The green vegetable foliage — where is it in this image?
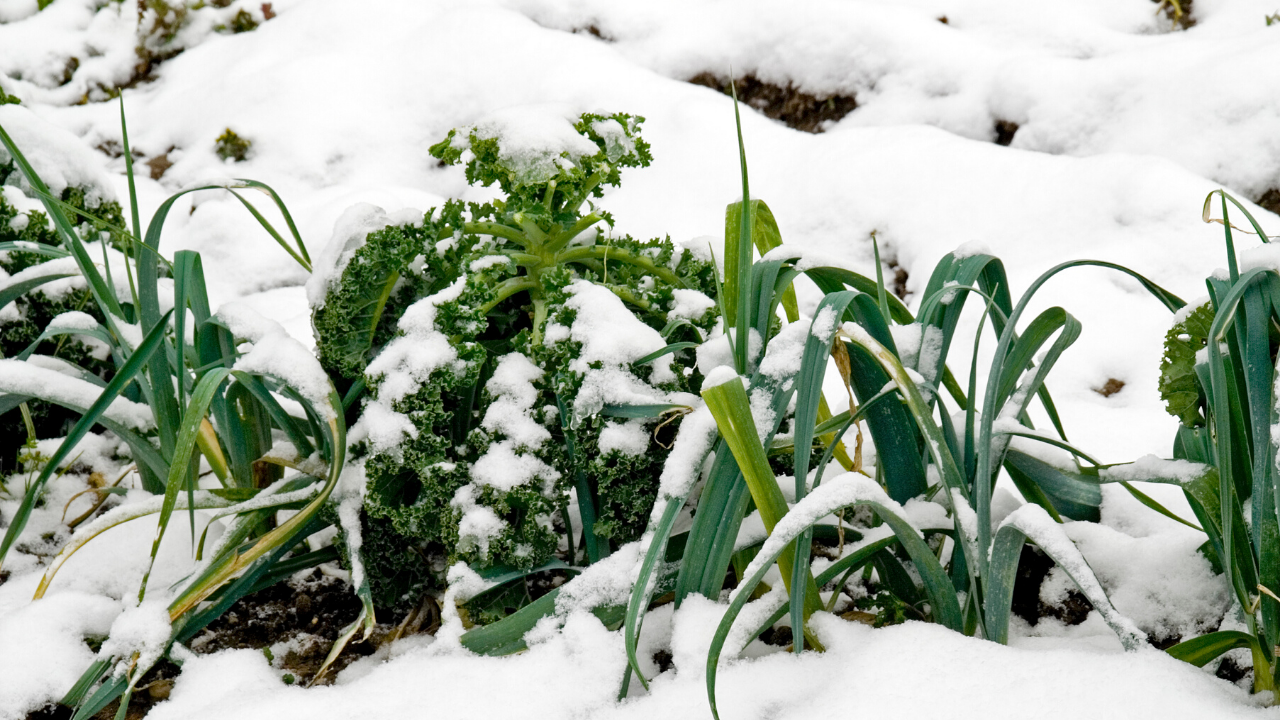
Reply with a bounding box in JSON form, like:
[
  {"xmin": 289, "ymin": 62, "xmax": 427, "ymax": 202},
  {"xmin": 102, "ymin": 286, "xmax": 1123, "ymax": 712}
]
[{"xmin": 314, "ymin": 112, "xmax": 719, "ymax": 609}]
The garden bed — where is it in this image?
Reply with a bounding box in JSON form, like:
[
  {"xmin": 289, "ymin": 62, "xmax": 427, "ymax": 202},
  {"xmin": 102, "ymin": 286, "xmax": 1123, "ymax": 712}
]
[{"xmin": 3, "ymin": 1, "xmax": 1280, "ymax": 719}]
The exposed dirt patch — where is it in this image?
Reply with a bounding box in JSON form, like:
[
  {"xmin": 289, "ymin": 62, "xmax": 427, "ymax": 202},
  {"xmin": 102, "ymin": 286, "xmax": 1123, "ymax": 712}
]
[
  {"xmin": 26, "ymin": 570, "xmax": 428, "ymax": 720},
  {"xmin": 1216, "ymin": 654, "xmax": 1250, "ymax": 684},
  {"xmin": 1011, "ymin": 545, "xmax": 1093, "ymax": 627},
  {"xmin": 573, "ymin": 25, "xmax": 612, "ymax": 42},
  {"xmin": 1256, "ymin": 188, "xmax": 1280, "ymax": 217},
  {"xmin": 994, "ymin": 120, "xmax": 1019, "ymax": 146},
  {"xmin": 651, "ymin": 649, "xmax": 674, "ymax": 674},
  {"xmin": 759, "ymin": 624, "xmax": 793, "ymax": 648},
  {"xmin": 187, "ymin": 569, "xmax": 399, "ymax": 684},
  {"xmin": 687, "ymin": 73, "xmax": 856, "ymax": 134},
  {"xmin": 145, "ymin": 150, "xmax": 174, "ymax": 180},
  {"xmin": 1095, "ymin": 378, "xmax": 1125, "ymax": 397},
  {"xmin": 882, "ymin": 252, "xmax": 909, "ymax": 300},
  {"xmin": 25, "ymin": 658, "xmax": 182, "ymax": 720}
]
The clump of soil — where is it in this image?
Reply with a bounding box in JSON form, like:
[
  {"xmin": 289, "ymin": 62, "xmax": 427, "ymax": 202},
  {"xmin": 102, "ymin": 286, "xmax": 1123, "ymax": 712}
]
[
  {"xmin": 26, "ymin": 571, "xmax": 416, "ymax": 720},
  {"xmin": 1256, "ymin": 188, "xmax": 1280, "ymax": 217},
  {"xmin": 187, "ymin": 569, "xmax": 399, "ymax": 684},
  {"xmin": 573, "ymin": 25, "xmax": 611, "ymax": 41},
  {"xmin": 994, "ymin": 120, "xmax": 1019, "ymax": 146},
  {"xmin": 1216, "ymin": 655, "xmax": 1250, "ymax": 685},
  {"xmin": 759, "ymin": 624, "xmax": 793, "ymax": 648},
  {"xmin": 1011, "ymin": 545, "xmax": 1093, "ymax": 627},
  {"xmin": 1095, "ymin": 378, "xmax": 1125, "ymax": 397},
  {"xmin": 145, "ymin": 150, "xmax": 174, "ymax": 180},
  {"xmin": 687, "ymin": 73, "xmax": 856, "ymax": 134}
]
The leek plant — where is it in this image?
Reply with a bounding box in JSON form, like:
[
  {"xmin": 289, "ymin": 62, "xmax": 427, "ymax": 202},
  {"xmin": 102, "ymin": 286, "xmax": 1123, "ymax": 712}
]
[
  {"xmin": 0, "ymin": 101, "xmax": 363, "ymax": 719},
  {"xmin": 1160, "ymin": 191, "xmax": 1280, "ymax": 697},
  {"xmin": 429, "ymin": 92, "xmax": 1208, "ymax": 719},
  {"xmin": 628, "ymin": 95, "xmax": 1205, "ymax": 718}
]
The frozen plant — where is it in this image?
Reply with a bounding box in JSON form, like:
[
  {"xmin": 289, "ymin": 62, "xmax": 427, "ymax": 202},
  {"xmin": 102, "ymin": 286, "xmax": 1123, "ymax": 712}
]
[
  {"xmin": 0, "ymin": 111, "xmax": 126, "ymax": 476},
  {"xmin": 310, "ymin": 109, "xmax": 719, "ymax": 610},
  {"xmin": 1153, "ymin": 191, "xmax": 1280, "ymax": 699}
]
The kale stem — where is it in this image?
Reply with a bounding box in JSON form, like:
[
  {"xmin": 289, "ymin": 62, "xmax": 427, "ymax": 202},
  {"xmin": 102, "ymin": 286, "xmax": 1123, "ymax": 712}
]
[
  {"xmin": 479, "ymin": 278, "xmax": 539, "ymax": 315},
  {"xmin": 556, "ymin": 246, "xmax": 687, "ymax": 288},
  {"xmin": 542, "ymin": 180, "xmax": 557, "ymax": 211},
  {"xmin": 603, "ymin": 284, "xmax": 654, "ymax": 312},
  {"xmin": 515, "ymin": 214, "xmax": 550, "ymax": 246},
  {"xmin": 463, "ymin": 222, "xmax": 530, "ymax": 248},
  {"xmin": 531, "ymin": 294, "xmax": 549, "ymax": 346},
  {"xmin": 502, "ymin": 251, "xmax": 541, "ymax": 266},
  {"xmin": 543, "ymin": 212, "xmax": 603, "ymax": 255},
  {"xmin": 567, "ymin": 169, "xmax": 605, "ymax": 213}
]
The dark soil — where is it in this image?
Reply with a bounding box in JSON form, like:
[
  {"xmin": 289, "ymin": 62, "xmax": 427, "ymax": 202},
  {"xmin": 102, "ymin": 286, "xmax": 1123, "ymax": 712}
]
[
  {"xmin": 573, "ymin": 25, "xmax": 612, "ymax": 42},
  {"xmin": 145, "ymin": 150, "xmax": 174, "ymax": 181},
  {"xmin": 651, "ymin": 649, "xmax": 674, "ymax": 674},
  {"xmin": 25, "ymin": 659, "xmax": 182, "ymax": 720},
  {"xmin": 759, "ymin": 624, "xmax": 793, "ymax": 648},
  {"xmin": 1094, "ymin": 378, "xmax": 1126, "ymax": 397},
  {"xmin": 186, "ymin": 569, "xmax": 399, "ymax": 684},
  {"xmin": 687, "ymin": 73, "xmax": 856, "ymax": 134},
  {"xmin": 1216, "ymin": 655, "xmax": 1250, "ymax": 684},
  {"xmin": 27, "ymin": 570, "xmax": 415, "ymax": 720},
  {"xmin": 994, "ymin": 120, "xmax": 1019, "ymax": 146},
  {"xmin": 1256, "ymin": 188, "xmax": 1280, "ymax": 217},
  {"xmin": 1010, "ymin": 545, "xmax": 1093, "ymax": 627}
]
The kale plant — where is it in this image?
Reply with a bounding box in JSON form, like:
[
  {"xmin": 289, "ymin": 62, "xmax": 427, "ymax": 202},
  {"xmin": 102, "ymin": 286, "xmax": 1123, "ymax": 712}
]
[
  {"xmin": 1158, "ymin": 301, "xmax": 1213, "ymax": 428},
  {"xmin": 0, "ymin": 162, "xmax": 124, "ymax": 473},
  {"xmin": 310, "ymin": 110, "xmax": 718, "ymax": 609}
]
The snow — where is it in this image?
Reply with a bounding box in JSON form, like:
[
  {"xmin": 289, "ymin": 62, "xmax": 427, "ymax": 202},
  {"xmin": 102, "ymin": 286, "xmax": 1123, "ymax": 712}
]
[
  {"xmin": 2, "ymin": 0, "xmax": 1279, "ymax": 716},
  {"xmin": 546, "ymin": 279, "xmax": 677, "ymax": 420},
  {"xmin": 734, "ymin": 473, "xmax": 898, "ymax": 600},
  {"xmin": 470, "ymin": 105, "xmax": 602, "ymax": 186},
  {"xmin": 597, "ymin": 418, "xmax": 649, "ymax": 457},
  {"xmin": 756, "ymin": 320, "xmax": 810, "ymax": 383},
  {"xmin": 0, "ymin": 103, "xmax": 115, "ymax": 202},
  {"xmin": 305, "ymin": 203, "xmax": 422, "ymax": 309},
  {"xmin": 890, "ymin": 322, "xmax": 922, "ymax": 369},
  {"xmin": 46, "ymin": 310, "xmax": 99, "ymax": 331},
  {"xmin": 1100, "ymin": 454, "xmax": 1210, "ymax": 485},
  {"xmin": 0, "ymin": 357, "xmax": 154, "ymax": 430},
  {"xmin": 653, "ymin": 404, "xmax": 717, "ymax": 502},
  {"xmin": 701, "ymin": 365, "xmax": 739, "ymax": 391},
  {"xmin": 0, "ymin": 592, "xmax": 119, "ymax": 720},
  {"xmin": 365, "ymin": 276, "xmax": 468, "ymax": 405},
  {"xmin": 218, "ymin": 301, "xmax": 337, "ymax": 421},
  {"xmin": 998, "ymin": 503, "xmax": 1146, "ymax": 651},
  {"xmin": 667, "ymin": 288, "xmax": 716, "ymax": 324},
  {"xmin": 98, "ymin": 600, "xmax": 172, "ymax": 680},
  {"xmin": 480, "ymin": 352, "xmax": 551, "ymax": 451}
]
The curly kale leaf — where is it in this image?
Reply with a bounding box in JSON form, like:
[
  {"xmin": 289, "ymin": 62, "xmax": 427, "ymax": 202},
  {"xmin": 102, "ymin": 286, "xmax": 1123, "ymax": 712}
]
[
  {"xmin": 313, "ymin": 202, "xmax": 471, "ymax": 382},
  {"xmin": 1, "ymin": 180, "xmax": 125, "ymax": 472},
  {"xmin": 429, "ymin": 112, "xmax": 651, "ymax": 233},
  {"xmin": 321, "ymin": 111, "xmax": 717, "ymax": 604},
  {"xmin": 1159, "ymin": 302, "xmax": 1212, "ymax": 428}
]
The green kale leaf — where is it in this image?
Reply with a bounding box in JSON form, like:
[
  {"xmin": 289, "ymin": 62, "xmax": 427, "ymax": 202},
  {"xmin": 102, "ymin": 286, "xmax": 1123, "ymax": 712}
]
[{"xmin": 1159, "ymin": 302, "xmax": 1212, "ymax": 428}]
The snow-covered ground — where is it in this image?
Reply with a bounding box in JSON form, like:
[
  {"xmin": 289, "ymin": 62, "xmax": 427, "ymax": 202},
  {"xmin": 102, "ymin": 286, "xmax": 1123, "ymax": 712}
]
[{"xmin": 2, "ymin": 0, "xmax": 1280, "ymax": 717}]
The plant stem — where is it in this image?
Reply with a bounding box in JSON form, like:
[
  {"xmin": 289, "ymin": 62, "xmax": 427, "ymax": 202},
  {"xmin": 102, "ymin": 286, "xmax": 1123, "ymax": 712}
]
[
  {"xmin": 556, "ymin": 246, "xmax": 687, "ymax": 288},
  {"xmin": 463, "ymin": 222, "xmax": 530, "ymax": 248},
  {"xmin": 543, "ymin": 212, "xmax": 603, "ymax": 255}
]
